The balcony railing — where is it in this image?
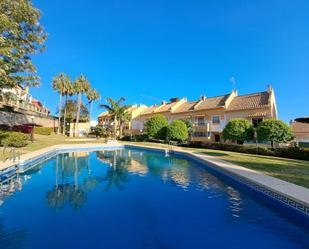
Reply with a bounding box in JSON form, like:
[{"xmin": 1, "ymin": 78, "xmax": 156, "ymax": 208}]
[
  {"xmin": 0, "ymin": 99, "xmax": 49, "ymax": 116},
  {"xmin": 193, "ymin": 122, "xmax": 211, "ymax": 131}
]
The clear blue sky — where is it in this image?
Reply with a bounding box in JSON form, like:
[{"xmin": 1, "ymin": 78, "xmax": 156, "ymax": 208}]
[{"xmin": 31, "ymin": 0, "xmax": 309, "ymax": 122}]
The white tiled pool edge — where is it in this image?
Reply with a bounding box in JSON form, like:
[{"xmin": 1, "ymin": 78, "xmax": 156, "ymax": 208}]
[
  {"xmin": 125, "ymin": 144, "xmax": 309, "ymax": 215},
  {"xmin": 1, "ymin": 143, "xmax": 308, "ymax": 216}
]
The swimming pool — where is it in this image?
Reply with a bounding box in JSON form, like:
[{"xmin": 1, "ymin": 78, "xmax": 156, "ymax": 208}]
[{"xmin": 0, "ymin": 147, "xmax": 308, "ymax": 249}]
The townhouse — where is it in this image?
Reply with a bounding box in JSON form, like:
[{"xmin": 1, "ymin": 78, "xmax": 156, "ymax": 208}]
[
  {"xmin": 98, "ymin": 86, "xmax": 277, "ymax": 142},
  {"xmin": 290, "ymin": 118, "xmax": 309, "ymax": 145}
]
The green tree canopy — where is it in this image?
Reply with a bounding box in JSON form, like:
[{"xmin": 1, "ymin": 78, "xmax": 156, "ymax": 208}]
[
  {"xmin": 222, "ymin": 118, "xmax": 253, "ymax": 143},
  {"xmin": 52, "ymin": 73, "xmax": 71, "ymax": 134},
  {"xmin": 0, "ymin": 0, "xmax": 47, "ymax": 89},
  {"xmin": 180, "ymin": 118, "xmax": 193, "ymax": 136},
  {"xmin": 99, "ymin": 97, "xmax": 127, "ymax": 139},
  {"xmin": 86, "ymin": 88, "xmax": 100, "ymax": 121},
  {"xmin": 61, "ymin": 100, "xmax": 89, "ymax": 123},
  {"xmin": 257, "ymin": 119, "xmax": 294, "ymax": 148},
  {"xmin": 166, "ymin": 120, "xmax": 189, "ymax": 142},
  {"xmin": 145, "ymin": 114, "xmax": 168, "ymax": 140}
]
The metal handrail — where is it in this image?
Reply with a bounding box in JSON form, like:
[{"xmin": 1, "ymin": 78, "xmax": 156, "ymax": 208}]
[{"xmin": 2, "ymin": 147, "xmax": 20, "ymax": 163}]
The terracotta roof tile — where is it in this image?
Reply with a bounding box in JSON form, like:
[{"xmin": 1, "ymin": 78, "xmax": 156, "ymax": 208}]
[
  {"xmin": 194, "ymin": 95, "xmax": 229, "ymax": 110},
  {"xmin": 156, "ymin": 102, "xmax": 179, "ymax": 113},
  {"xmin": 227, "ymin": 91, "xmax": 270, "ymax": 111},
  {"xmin": 140, "ymin": 105, "xmax": 159, "ymax": 115},
  {"xmin": 173, "ymin": 101, "xmax": 198, "ymax": 113},
  {"xmin": 291, "ymin": 122, "xmax": 309, "ymax": 133}
]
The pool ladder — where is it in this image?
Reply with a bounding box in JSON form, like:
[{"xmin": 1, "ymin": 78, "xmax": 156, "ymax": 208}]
[
  {"xmin": 2, "ymin": 147, "xmax": 21, "ymax": 163},
  {"xmin": 165, "ymin": 141, "xmax": 176, "ymax": 156}
]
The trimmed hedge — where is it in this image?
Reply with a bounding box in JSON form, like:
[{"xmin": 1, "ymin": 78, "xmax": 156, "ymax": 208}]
[
  {"xmin": 34, "ymin": 127, "xmax": 54, "ymax": 135},
  {"xmin": 121, "ymin": 134, "xmax": 148, "ymax": 142},
  {"xmin": 166, "ymin": 120, "xmax": 189, "ymax": 142},
  {"xmin": 0, "ymin": 131, "xmax": 30, "ymax": 148},
  {"xmin": 145, "ymin": 115, "xmax": 168, "ymax": 140},
  {"xmin": 186, "ymin": 142, "xmax": 309, "ymax": 161}
]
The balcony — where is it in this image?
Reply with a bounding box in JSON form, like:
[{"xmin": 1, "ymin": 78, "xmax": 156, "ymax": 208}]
[
  {"xmin": 193, "ymin": 122, "xmax": 211, "ymax": 132},
  {"xmin": 0, "ymin": 99, "xmax": 49, "ymax": 116}
]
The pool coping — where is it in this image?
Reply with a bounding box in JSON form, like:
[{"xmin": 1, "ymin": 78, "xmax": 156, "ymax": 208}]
[{"xmin": 1, "ymin": 142, "xmax": 308, "ymax": 216}]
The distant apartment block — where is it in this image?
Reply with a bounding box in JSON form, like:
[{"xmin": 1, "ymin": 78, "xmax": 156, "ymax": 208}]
[
  {"xmin": 0, "ymin": 85, "xmax": 58, "ymax": 130},
  {"xmin": 0, "ymin": 85, "xmax": 50, "ymax": 116},
  {"xmin": 98, "ymin": 86, "xmax": 277, "ymax": 142}
]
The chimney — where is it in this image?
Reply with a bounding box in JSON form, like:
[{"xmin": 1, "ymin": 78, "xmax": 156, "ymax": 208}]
[
  {"xmin": 170, "ymin": 97, "xmax": 179, "ymax": 103},
  {"xmin": 267, "ymin": 84, "xmax": 273, "ymax": 93},
  {"xmin": 200, "ymin": 95, "xmax": 206, "ymax": 101}
]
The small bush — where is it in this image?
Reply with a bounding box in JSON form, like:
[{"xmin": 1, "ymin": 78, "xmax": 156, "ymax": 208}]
[
  {"xmin": 166, "ymin": 120, "xmax": 189, "ymax": 143},
  {"xmin": 34, "ymin": 127, "xmax": 54, "ymax": 135},
  {"xmin": 133, "ymin": 134, "xmax": 149, "ymax": 142},
  {"xmin": 120, "ymin": 134, "xmax": 149, "ymax": 142},
  {"xmin": 222, "ymin": 118, "xmax": 254, "ymax": 143},
  {"xmin": 0, "ymin": 131, "xmax": 9, "ymax": 144},
  {"xmin": 273, "ymin": 147, "xmax": 309, "ymax": 161},
  {"xmin": 145, "ymin": 115, "xmax": 168, "ymax": 140},
  {"xmin": 1, "ymin": 132, "xmax": 30, "ymax": 148},
  {"xmin": 88, "ymin": 126, "xmax": 108, "ymax": 138}
]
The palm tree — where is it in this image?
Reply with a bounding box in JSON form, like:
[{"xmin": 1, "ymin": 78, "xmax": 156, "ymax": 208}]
[
  {"xmin": 118, "ymin": 110, "xmax": 131, "ymax": 138},
  {"xmin": 86, "ymin": 88, "xmax": 100, "ymax": 123},
  {"xmin": 52, "ymin": 73, "xmax": 70, "ymax": 134},
  {"xmin": 62, "ymin": 80, "xmax": 74, "ymax": 135},
  {"xmin": 73, "ymin": 75, "xmax": 90, "ymax": 137},
  {"xmin": 99, "ymin": 97, "xmax": 127, "ymax": 140}
]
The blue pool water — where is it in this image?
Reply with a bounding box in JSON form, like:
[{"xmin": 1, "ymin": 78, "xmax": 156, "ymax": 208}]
[{"xmin": 0, "ymin": 148, "xmax": 308, "ymax": 249}]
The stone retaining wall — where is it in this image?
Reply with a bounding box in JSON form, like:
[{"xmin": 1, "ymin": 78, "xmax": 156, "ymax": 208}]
[{"xmin": 0, "ymin": 111, "xmax": 59, "ymax": 128}]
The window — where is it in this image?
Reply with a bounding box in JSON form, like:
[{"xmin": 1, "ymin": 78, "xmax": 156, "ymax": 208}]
[
  {"xmin": 193, "ymin": 132, "xmax": 211, "ymax": 137},
  {"xmin": 252, "ymin": 118, "xmax": 263, "ymax": 128},
  {"xmin": 212, "ymin": 115, "xmax": 220, "ymax": 124},
  {"xmin": 195, "ymin": 117, "xmax": 205, "ymax": 126}
]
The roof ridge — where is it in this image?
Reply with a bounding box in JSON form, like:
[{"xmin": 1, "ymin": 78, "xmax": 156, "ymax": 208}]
[
  {"xmin": 236, "ymin": 91, "xmax": 268, "ymax": 98},
  {"xmin": 200, "ymin": 93, "xmax": 230, "ymax": 99}
]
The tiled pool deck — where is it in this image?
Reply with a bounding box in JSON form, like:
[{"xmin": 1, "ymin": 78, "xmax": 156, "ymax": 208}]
[{"xmin": 1, "ymin": 143, "xmax": 308, "ymax": 217}]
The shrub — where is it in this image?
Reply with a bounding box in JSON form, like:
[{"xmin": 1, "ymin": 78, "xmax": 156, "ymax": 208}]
[
  {"xmin": 180, "ymin": 118, "xmax": 193, "ymax": 136},
  {"xmin": 133, "ymin": 134, "xmax": 149, "ymax": 142},
  {"xmin": 145, "ymin": 114, "xmax": 168, "ymax": 140},
  {"xmin": 186, "ymin": 142, "xmax": 309, "ymax": 161},
  {"xmin": 88, "ymin": 125, "xmax": 108, "ymax": 138},
  {"xmin": 1, "ymin": 132, "xmax": 30, "ymax": 148},
  {"xmin": 166, "ymin": 120, "xmax": 189, "ymax": 143},
  {"xmin": 273, "ymin": 147, "xmax": 309, "ymax": 161},
  {"xmin": 222, "ymin": 119, "xmax": 253, "ymax": 143},
  {"xmin": 257, "ymin": 119, "xmax": 294, "ymax": 148},
  {"xmin": 0, "ymin": 131, "xmax": 8, "ymax": 142},
  {"xmin": 34, "ymin": 127, "xmax": 54, "ymax": 135}
]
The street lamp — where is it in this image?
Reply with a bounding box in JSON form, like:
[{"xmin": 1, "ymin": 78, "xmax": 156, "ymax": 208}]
[{"xmin": 30, "ymin": 116, "xmax": 35, "ymax": 142}]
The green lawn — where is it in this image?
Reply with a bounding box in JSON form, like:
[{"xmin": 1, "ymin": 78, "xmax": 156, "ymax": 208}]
[
  {"xmin": 0, "ymin": 134, "xmax": 105, "ymax": 161},
  {"xmin": 123, "ymin": 141, "xmax": 309, "ymax": 188},
  {"xmin": 1, "ymin": 137, "xmax": 308, "ymax": 188}
]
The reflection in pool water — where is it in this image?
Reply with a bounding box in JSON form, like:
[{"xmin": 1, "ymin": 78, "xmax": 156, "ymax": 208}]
[{"xmin": 0, "ymin": 148, "xmax": 308, "ymax": 249}]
